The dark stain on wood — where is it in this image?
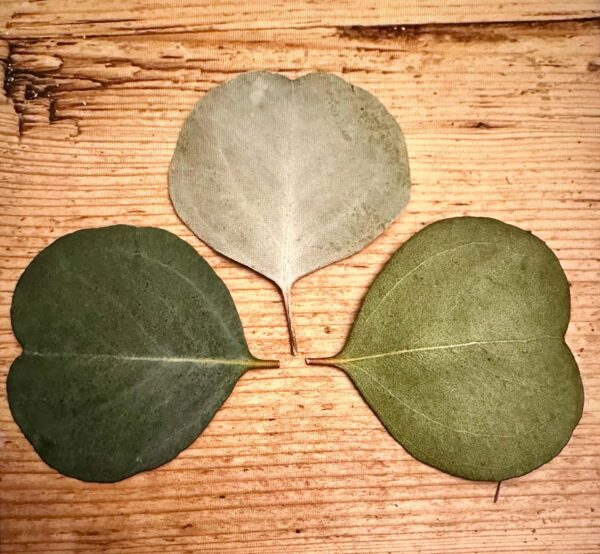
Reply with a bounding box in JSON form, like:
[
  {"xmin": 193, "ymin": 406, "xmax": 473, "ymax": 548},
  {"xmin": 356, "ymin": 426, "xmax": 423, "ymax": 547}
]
[
  {"xmin": 2, "ymin": 43, "xmax": 23, "ymax": 137},
  {"xmin": 73, "ymin": 18, "xmax": 138, "ymax": 26},
  {"xmin": 3, "ymin": 60, "xmax": 15, "ymax": 97},
  {"xmin": 337, "ymin": 16, "xmax": 600, "ymax": 43},
  {"xmin": 24, "ymin": 82, "xmax": 54, "ymax": 100},
  {"xmin": 1, "ymin": 43, "xmax": 99, "ymax": 137},
  {"xmin": 5, "ymin": 14, "xmax": 138, "ymax": 29}
]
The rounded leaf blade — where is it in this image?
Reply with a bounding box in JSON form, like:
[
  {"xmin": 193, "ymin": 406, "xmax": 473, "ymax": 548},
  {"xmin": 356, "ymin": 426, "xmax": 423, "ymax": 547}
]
[
  {"xmin": 309, "ymin": 217, "xmax": 583, "ymax": 481},
  {"xmin": 8, "ymin": 225, "xmax": 277, "ymax": 482},
  {"xmin": 169, "ymin": 72, "xmax": 410, "ymax": 352}
]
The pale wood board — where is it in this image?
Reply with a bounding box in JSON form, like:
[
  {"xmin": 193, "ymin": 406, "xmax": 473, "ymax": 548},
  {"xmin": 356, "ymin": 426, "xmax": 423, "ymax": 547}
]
[{"xmin": 1, "ymin": 1, "xmax": 599, "ymax": 553}]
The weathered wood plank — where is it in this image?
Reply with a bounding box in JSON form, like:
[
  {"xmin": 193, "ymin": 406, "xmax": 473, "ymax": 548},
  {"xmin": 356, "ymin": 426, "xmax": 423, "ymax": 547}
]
[
  {"xmin": 1, "ymin": 0, "xmax": 600, "ymax": 38},
  {"xmin": 0, "ymin": 5, "xmax": 599, "ymax": 554}
]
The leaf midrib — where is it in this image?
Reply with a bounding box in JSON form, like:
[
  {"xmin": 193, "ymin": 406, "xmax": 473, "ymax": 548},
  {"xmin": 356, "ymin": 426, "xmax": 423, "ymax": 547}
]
[
  {"xmin": 23, "ymin": 350, "xmax": 268, "ymax": 368},
  {"xmin": 282, "ymin": 80, "xmax": 297, "ymax": 288},
  {"xmin": 337, "ymin": 335, "xmax": 561, "ymax": 364}
]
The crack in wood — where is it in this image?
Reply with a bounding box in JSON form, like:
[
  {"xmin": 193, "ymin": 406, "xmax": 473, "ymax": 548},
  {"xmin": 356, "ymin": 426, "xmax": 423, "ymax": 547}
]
[
  {"xmin": 1, "ymin": 42, "xmax": 23, "ymax": 138},
  {"xmin": 3, "ymin": 53, "xmax": 15, "ymax": 97},
  {"xmin": 1, "ymin": 13, "xmax": 597, "ymax": 140},
  {"xmin": 337, "ymin": 16, "xmax": 600, "ymax": 42},
  {"xmin": 1, "ymin": 44, "xmax": 80, "ymax": 139}
]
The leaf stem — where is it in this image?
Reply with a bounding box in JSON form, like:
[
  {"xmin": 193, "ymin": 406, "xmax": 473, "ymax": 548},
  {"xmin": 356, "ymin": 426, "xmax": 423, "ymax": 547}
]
[
  {"xmin": 305, "ymin": 356, "xmax": 339, "ymax": 366},
  {"xmin": 282, "ymin": 285, "xmax": 298, "ymax": 355},
  {"xmin": 248, "ymin": 358, "xmax": 280, "ymax": 369}
]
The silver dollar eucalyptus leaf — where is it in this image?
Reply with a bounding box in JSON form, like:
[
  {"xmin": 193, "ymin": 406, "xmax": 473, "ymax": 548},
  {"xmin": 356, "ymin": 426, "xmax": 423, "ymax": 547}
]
[
  {"xmin": 8, "ymin": 226, "xmax": 278, "ymax": 482},
  {"xmin": 307, "ymin": 217, "xmax": 584, "ymax": 481},
  {"xmin": 169, "ymin": 72, "xmax": 410, "ymax": 353}
]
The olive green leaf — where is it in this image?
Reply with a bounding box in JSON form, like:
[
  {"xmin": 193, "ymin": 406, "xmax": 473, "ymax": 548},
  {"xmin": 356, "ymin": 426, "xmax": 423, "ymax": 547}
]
[
  {"xmin": 307, "ymin": 217, "xmax": 583, "ymax": 481},
  {"xmin": 8, "ymin": 225, "xmax": 278, "ymax": 483},
  {"xmin": 169, "ymin": 71, "xmax": 410, "ymax": 353}
]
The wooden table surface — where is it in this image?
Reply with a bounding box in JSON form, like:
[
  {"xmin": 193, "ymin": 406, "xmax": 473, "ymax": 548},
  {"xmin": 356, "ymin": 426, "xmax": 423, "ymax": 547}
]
[{"xmin": 1, "ymin": 2, "xmax": 599, "ymax": 552}]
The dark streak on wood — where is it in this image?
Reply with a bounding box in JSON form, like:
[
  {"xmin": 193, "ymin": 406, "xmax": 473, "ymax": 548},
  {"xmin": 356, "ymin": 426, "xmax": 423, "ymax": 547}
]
[
  {"xmin": 337, "ymin": 16, "xmax": 600, "ymax": 43},
  {"xmin": 494, "ymin": 481, "xmax": 502, "ymax": 503},
  {"xmin": 48, "ymin": 97, "xmax": 58, "ymax": 122},
  {"xmin": 3, "ymin": 61, "xmax": 15, "ymax": 97},
  {"xmin": 5, "ymin": 14, "xmax": 137, "ymax": 30},
  {"xmin": 1, "ymin": 42, "xmax": 23, "ymax": 139},
  {"xmin": 462, "ymin": 121, "xmax": 510, "ymax": 130},
  {"xmin": 69, "ymin": 18, "xmax": 138, "ymax": 26}
]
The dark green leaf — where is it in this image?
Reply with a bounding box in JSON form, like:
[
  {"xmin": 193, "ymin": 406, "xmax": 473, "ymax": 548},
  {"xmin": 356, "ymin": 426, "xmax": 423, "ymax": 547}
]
[
  {"xmin": 169, "ymin": 71, "xmax": 410, "ymax": 352},
  {"xmin": 8, "ymin": 225, "xmax": 277, "ymax": 482},
  {"xmin": 308, "ymin": 217, "xmax": 583, "ymax": 481}
]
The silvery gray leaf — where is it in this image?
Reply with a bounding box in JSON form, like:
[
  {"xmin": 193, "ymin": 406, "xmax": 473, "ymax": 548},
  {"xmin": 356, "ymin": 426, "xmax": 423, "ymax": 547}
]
[{"xmin": 169, "ymin": 72, "xmax": 410, "ymax": 353}]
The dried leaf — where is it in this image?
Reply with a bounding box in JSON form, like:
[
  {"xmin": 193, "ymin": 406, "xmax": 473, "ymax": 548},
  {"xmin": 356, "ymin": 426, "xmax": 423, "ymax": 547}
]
[
  {"xmin": 308, "ymin": 217, "xmax": 583, "ymax": 481},
  {"xmin": 169, "ymin": 72, "xmax": 410, "ymax": 352},
  {"xmin": 8, "ymin": 225, "xmax": 277, "ymax": 482}
]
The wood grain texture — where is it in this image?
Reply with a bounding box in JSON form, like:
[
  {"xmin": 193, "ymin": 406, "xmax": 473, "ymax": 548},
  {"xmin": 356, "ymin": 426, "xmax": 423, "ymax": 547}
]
[{"xmin": 1, "ymin": 1, "xmax": 599, "ymax": 552}]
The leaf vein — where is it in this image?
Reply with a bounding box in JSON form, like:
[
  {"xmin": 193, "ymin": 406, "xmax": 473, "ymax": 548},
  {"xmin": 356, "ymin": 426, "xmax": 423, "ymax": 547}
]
[
  {"xmin": 361, "ymin": 241, "xmax": 497, "ymax": 326},
  {"xmin": 23, "ymin": 351, "xmax": 259, "ymax": 368},
  {"xmin": 339, "ymin": 335, "xmax": 561, "ymax": 363},
  {"xmin": 346, "ymin": 361, "xmax": 533, "ymax": 439}
]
